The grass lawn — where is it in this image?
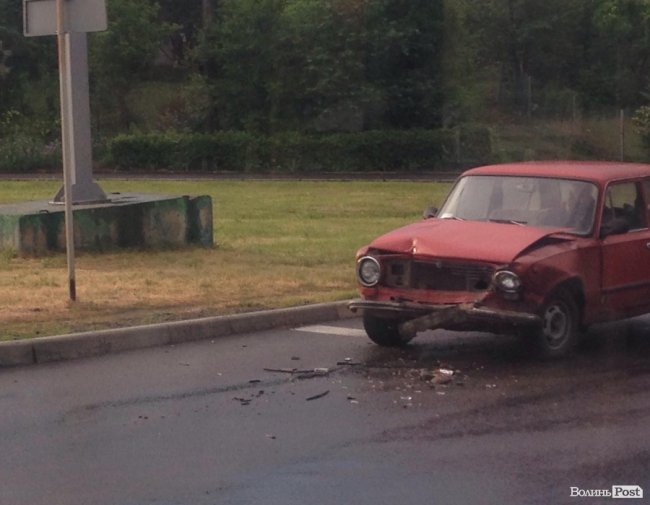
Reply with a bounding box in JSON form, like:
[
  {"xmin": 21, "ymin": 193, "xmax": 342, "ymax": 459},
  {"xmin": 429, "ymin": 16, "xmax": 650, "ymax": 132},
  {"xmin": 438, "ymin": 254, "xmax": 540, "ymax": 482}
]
[{"xmin": 0, "ymin": 179, "xmax": 451, "ymax": 340}]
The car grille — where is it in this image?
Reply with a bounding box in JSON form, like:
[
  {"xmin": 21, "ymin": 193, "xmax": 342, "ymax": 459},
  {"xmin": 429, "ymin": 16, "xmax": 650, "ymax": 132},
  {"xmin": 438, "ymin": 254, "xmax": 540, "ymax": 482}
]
[{"xmin": 383, "ymin": 259, "xmax": 493, "ymax": 292}]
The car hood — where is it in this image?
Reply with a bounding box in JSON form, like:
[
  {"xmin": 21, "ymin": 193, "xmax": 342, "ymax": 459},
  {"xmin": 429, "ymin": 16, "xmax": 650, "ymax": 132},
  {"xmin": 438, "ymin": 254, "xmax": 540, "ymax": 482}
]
[{"xmin": 367, "ymin": 219, "xmax": 572, "ymax": 264}]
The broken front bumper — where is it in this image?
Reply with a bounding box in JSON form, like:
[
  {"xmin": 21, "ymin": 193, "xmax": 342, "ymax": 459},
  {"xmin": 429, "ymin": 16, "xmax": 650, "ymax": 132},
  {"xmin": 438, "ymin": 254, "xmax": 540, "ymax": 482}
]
[{"xmin": 348, "ymin": 299, "xmax": 542, "ymax": 338}]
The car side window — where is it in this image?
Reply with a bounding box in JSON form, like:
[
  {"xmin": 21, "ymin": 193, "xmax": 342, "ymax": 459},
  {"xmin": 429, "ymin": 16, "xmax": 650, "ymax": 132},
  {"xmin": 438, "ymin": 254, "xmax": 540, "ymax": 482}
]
[{"xmin": 603, "ymin": 182, "xmax": 647, "ymax": 231}]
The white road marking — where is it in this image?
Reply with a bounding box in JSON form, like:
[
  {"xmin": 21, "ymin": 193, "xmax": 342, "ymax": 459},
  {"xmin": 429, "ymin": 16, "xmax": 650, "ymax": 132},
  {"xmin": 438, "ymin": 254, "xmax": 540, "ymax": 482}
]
[{"xmin": 294, "ymin": 325, "xmax": 367, "ymax": 338}]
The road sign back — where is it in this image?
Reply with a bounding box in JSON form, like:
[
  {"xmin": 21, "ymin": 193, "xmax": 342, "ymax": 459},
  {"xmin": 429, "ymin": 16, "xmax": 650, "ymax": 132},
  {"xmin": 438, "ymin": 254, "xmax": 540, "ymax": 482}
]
[{"xmin": 23, "ymin": 0, "xmax": 107, "ymax": 36}]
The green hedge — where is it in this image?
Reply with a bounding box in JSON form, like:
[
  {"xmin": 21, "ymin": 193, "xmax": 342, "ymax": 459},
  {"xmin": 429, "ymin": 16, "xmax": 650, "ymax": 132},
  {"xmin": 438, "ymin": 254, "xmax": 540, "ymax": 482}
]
[
  {"xmin": 0, "ymin": 125, "xmax": 494, "ymax": 173},
  {"xmin": 105, "ymin": 128, "xmax": 490, "ymax": 172},
  {"xmin": 106, "ymin": 131, "xmax": 258, "ymax": 171}
]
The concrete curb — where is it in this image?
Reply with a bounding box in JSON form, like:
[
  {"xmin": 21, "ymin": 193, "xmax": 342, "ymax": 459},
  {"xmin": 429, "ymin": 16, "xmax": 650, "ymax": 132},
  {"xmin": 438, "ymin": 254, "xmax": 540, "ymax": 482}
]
[{"xmin": 0, "ymin": 301, "xmax": 356, "ymax": 367}]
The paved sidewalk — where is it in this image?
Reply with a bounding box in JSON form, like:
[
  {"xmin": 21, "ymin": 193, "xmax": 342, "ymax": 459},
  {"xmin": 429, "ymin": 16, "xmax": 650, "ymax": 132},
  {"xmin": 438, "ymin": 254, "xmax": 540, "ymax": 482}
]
[{"xmin": 0, "ymin": 301, "xmax": 356, "ymax": 367}]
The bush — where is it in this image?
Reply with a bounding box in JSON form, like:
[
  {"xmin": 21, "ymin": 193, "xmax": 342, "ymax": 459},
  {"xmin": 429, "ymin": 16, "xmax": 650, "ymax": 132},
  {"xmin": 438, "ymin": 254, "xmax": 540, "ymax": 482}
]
[
  {"xmin": 106, "ymin": 129, "xmax": 463, "ymax": 173},
  {"xmin": 0, "ymin": 110, "xmax": 60, "ymax": 172},
  {"xmin": 452, "ymin": 124, "xmax": 493, "ymax": 166},
  {"xmin": 106, "ymin": 131, "xmax": 259, "ymax": 171},
  {"xmin": 0, "ymin": 135, "xmax": 60, "ymax": 172}
]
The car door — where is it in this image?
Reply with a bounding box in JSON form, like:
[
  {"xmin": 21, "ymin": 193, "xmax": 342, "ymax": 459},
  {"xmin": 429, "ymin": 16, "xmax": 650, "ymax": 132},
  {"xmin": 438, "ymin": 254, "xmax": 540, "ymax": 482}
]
[{"xmin": 600, "ymin": 180, "xmax": 650, "ymax": 316}]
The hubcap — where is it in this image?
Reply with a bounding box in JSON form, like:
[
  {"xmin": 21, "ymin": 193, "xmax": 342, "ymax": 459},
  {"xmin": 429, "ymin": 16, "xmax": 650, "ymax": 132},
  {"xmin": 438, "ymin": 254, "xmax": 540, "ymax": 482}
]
[{"xmin": 543, "ymin": 303, "xmax": 569, "ymax": 348}]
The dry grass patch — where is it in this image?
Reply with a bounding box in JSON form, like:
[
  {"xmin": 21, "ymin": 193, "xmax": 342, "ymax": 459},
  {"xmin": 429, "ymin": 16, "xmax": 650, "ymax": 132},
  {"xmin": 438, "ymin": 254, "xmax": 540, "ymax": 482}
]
[{"xmin": 0, "ymin": 179, "xmax": 449, "ymax": 340}]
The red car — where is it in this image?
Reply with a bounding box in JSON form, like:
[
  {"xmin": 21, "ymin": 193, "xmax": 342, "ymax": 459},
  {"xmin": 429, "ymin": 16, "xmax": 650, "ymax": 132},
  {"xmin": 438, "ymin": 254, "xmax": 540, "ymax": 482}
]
[{"xmin": 350, "ymin": 161, "xmax": 650, "ymax": 357}]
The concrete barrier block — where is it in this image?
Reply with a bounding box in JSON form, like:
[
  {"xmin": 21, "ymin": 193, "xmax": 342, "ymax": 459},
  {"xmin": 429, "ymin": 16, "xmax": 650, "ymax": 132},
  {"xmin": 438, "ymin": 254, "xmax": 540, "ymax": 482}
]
[
  {"xmin": 0, "ymin": 193, "xmax": 214, "ymax": 256},
  {"xmin": 142, "ymin": 198, "xmax": 188, "ymax": 247},
  {"xmin": 187, "ymin": 195, "xmax": 214, "ymax": 246}
]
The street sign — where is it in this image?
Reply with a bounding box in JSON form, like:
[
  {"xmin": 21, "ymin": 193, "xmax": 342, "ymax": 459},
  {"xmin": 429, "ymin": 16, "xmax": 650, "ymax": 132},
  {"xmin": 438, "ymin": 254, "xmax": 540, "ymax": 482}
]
[
  {"xmin": 23, "ymin": 0, "xmax": 108, "ymax": 301},
  {"xmin": 23, "ymin": 0, "xmax": 107, "ymax": 37}
]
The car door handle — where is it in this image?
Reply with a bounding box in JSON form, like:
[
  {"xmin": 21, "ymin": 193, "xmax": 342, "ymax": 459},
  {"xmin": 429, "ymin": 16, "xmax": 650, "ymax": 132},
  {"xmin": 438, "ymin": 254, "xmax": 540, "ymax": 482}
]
[{"xmin": 646, "ymin": 242, "xmax": 650, "ymax": 249}]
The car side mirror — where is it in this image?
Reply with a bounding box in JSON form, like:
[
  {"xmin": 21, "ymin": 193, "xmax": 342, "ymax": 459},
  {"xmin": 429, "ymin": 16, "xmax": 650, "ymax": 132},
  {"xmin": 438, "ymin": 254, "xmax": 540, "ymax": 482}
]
[
  {"xmin": 600, "ymin": 217, "xmax": 630, "ymax": 239},
  {"xmin": 423, "ymin": 206, "xmax": 438, "ymax": 219}
]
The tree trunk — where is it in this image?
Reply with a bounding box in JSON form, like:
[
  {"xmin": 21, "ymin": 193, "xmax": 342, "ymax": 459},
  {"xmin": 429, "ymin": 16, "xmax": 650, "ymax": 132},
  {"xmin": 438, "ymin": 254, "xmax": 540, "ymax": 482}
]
[{"xmin": 202, "ymin": 0, "xmax": 213, "ymax": 28}]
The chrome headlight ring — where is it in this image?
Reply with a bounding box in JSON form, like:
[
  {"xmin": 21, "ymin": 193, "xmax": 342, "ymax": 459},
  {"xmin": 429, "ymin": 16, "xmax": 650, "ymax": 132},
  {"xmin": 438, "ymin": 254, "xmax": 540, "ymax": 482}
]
[
  {"xmin": 493, "ymin": 270, "xmax": 522, "ymax": 294},
  {"xmin": 357, "ymin": 256, "xmax": 381, "ymax": 287}
]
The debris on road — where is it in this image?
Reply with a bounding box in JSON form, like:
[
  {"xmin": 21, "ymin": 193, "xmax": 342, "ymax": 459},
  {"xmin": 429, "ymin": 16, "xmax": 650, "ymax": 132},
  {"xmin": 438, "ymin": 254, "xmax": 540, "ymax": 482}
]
[
  {"xmin": 264, "ymin": 368, "xmax": 299, "ymax": 374},
  {"xmin": 298, "ymin": 368, "xmax": 330, "ymax": 379},
  {"xmin": 337, "ymin": 358, "xmax": 362, "ymax": 366},
  {"xmin": 419, "ymin": 367, "xmax": 456, "ymax": 385},
  {"xmin": 233, "ymin": 390, "xmax": 265, "ymax": 406},
  {"xmin": 263, "ymin": 367, "xmax": 333, "ymax": 379},
  {"xmin": 306, "ymin": 390, "xmax": 330, "ymax": 402}
]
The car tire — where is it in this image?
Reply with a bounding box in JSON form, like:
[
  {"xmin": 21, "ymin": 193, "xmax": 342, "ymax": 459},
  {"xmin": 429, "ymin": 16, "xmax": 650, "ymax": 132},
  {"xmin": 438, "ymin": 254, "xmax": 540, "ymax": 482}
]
[
  {"xmin": 530, "ymin": 288, "xmax": 580, "ymax": 358},
  {"xmin": 363, "ymin": 314, "xmax": 412, "ymax": 347}
]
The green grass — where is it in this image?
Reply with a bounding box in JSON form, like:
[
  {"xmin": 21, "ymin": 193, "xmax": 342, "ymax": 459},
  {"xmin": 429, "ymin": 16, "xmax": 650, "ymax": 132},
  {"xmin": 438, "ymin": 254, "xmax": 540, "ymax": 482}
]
[{"xmin": 0, "ymin": 179, "xmax": 451, "ymax": 340}]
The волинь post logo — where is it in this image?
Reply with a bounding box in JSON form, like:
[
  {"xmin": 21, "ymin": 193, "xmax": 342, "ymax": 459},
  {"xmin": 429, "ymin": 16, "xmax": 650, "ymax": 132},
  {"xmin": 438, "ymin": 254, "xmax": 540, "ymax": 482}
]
[{"xmin": 570, "ymin": 486, "xmax": 643, "ymax": 499}]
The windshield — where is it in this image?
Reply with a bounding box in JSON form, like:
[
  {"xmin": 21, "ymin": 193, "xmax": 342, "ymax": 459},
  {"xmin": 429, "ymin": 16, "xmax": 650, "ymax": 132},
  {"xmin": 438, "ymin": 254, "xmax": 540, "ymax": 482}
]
[{"xmin": 438, "ymin": 175, "xmax": 598, "ymax": 234}]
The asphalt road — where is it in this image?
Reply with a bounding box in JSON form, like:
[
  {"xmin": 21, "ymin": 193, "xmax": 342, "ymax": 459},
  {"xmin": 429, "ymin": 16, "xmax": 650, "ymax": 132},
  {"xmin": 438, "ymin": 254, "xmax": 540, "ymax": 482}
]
[{"xmin": 1, "ymin": 317, "xmax": 650, "ymax": 505}]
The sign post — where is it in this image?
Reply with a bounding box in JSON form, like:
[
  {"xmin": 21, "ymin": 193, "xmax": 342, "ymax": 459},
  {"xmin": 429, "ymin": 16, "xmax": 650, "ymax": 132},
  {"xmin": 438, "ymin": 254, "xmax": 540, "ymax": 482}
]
[
  {"xmin": 23, "ymin": 0, "xmax": 107, "ymax": 301},
  {"xmin": 56, "ymin": 0, "xmax": 76, "ymax": 300}
]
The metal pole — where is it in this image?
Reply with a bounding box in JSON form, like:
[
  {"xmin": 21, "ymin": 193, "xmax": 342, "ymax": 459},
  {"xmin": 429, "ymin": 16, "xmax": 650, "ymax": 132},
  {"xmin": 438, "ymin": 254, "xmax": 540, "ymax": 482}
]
[
  {"xmin": 56, "ymin": 0, "xmax": 76, "ymax": 301},
  {"xmin": 620, "ymin": 109, "xmax": 625, "ymax": 162}
]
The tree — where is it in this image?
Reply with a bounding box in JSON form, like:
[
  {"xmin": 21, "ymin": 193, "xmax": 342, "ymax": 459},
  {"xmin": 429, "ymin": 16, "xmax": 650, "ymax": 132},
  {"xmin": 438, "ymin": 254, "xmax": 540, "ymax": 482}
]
[
  {"xmin": 273, "ymin": 0, "xmax": 371, "ymax": 131},
  {"xmin": 589, "ymin": 0, "xmax": 650, "ymax": 108},
  {"xmin": 156, "ymin": 0, "xmax": 204, "ymax": 65},
  {"xmin": 197, "ymin": 0, "xmax": 284, "ymax": 132},
  {"xmin": 198, "ymin": 0, "xmax": 446, "ymax": 132},
  {"xmin": 0, "ymin": 0, "xmax": 57, "ymax": 120},
  {"xmin": 364, "ymin": 0, "xmax": 445, "ymax": 128},
  {"xmin": 463, "ymin": 0, "xmax": 588, "ymax": 114},
  {"xmin": 89, "ymin": 0, "xmax": 176, "ymax": 130}
]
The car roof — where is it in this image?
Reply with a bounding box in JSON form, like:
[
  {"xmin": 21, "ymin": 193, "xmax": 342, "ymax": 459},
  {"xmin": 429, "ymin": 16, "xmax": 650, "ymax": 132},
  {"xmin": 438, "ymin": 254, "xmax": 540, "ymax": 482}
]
[{"xmin": 463, "ymin": 161, "xmax": 650, "ymax": 184}]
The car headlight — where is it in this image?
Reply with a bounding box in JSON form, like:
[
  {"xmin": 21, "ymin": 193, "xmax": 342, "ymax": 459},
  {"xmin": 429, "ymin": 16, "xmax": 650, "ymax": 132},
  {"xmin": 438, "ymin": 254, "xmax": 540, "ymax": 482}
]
[
  {"xmin": 357, "ymin": 256, "xmax": 381, "ymax": 287},
  {"xmin": 493, "ymin": 270, "xmax": 522, "ymax": 293}
]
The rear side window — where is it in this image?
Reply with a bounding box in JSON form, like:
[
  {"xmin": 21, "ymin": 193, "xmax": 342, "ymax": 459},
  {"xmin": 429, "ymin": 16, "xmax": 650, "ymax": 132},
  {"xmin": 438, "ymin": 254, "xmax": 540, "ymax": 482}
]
[{"xmin": 603, "ymin": 182, "xmax": 647, "ymax": 231}]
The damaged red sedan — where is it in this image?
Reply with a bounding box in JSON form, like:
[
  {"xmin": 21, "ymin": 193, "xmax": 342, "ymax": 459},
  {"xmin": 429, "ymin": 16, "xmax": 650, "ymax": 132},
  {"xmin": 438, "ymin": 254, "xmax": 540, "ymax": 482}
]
[{"xmin": 350, "ymin": 161, "xmax": 650, "ymax": 357}]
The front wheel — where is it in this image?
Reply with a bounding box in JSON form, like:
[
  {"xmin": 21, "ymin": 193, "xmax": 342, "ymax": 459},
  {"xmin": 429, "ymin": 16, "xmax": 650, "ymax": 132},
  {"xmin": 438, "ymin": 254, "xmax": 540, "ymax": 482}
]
[
  {"xmin": 530, "ymin": 289, "xmax": 580, "ymax": 358},
  {"xmin": 363, "ymin": 314, "xmax": 413, "ymax": 347}
]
